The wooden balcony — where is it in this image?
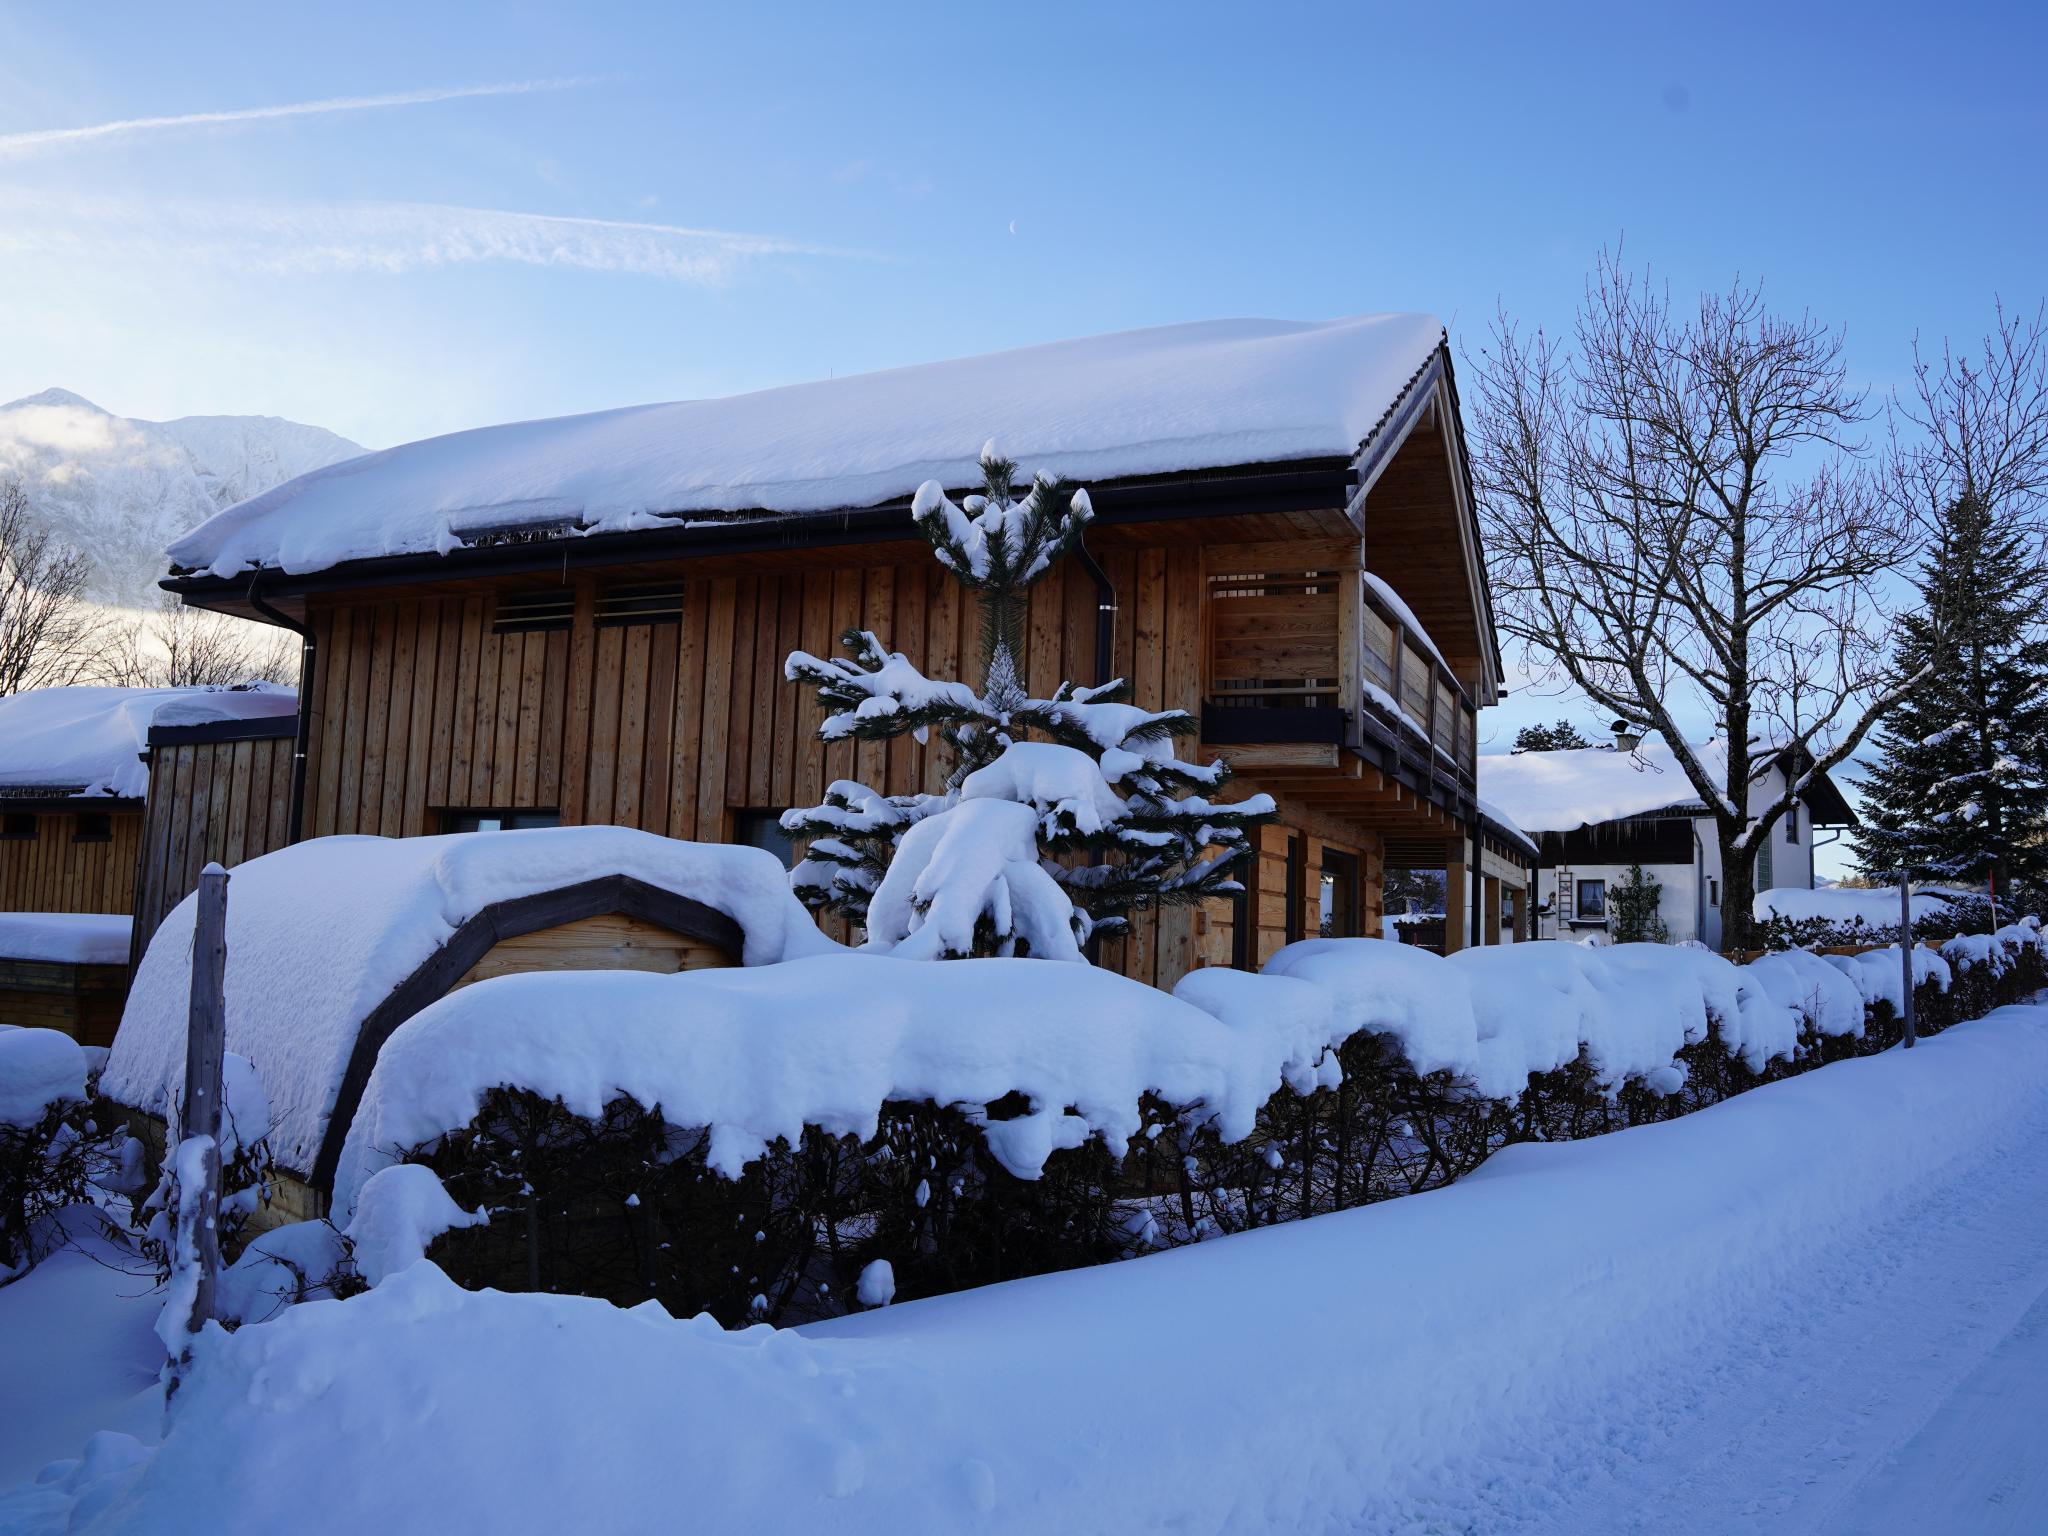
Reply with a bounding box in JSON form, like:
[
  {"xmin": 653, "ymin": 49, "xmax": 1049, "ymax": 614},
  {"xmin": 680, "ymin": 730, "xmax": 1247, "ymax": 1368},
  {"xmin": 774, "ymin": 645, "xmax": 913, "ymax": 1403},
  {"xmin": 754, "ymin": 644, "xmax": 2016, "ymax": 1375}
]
[{"xmin": 1197, "ymin": 539, "xmax": 1478, "ymax": 829}]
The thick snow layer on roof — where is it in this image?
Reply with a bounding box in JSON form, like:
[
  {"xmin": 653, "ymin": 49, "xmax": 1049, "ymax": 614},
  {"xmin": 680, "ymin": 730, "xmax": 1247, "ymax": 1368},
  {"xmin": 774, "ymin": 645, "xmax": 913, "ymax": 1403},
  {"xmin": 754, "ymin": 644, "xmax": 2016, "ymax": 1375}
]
[
  {"xmin": 0, "ymin": 913, "xmax": 131, "ymax": 965},
  {"xmin": 21, "ymin": 1005, "xmax": 2048, "ymax": 1535},
  {"xmin": 1474, "ymin": 796, "xmax": 1539, "ymax": 856},
  {"xmin": 168, "ymin": 315, "xmax": 1445, "ymax": 578},
  {"xmin": 1478, "ymin": 742, "xmax": 1725, "ymax": 833},
  {"xmin": 0, "ymin": 686, "xmax": 295, "ymax": 800},
  {"xmin": 100, "ymin": 829, "xmax": 839, "ymax": 1176}
]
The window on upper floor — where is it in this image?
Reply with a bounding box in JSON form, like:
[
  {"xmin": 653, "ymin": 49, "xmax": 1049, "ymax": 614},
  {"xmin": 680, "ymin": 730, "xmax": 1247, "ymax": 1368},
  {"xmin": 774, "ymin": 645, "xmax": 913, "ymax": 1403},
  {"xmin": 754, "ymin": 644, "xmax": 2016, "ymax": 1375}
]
[
  {"xmin": 1, "ymin": 813, "xmax": 37, "ymax": 841},
  {"xmin": 490, "ymin": 590, "xmax": 575, "ymax": 635},
  {"xmin": 1785, "ymin": 803, "xmax": 1800, "ymax": 844},
  {"xmin": 72, "ymin": 812, "xmax": 112, "ymax": 844},
  {"xmin": 441, "ymin": 809, "xmax": 563, "ymax": 834}
]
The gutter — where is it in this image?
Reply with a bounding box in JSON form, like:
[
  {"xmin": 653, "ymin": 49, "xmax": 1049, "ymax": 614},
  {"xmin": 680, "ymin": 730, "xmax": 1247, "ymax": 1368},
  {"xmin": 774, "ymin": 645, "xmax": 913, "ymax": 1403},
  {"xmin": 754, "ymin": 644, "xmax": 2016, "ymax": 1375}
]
[
  {"xmin": 1073, "ymin": 533, "xmax": 1118, "ymax": 686},
  {"xmin": 245, "ymin": 570, "xmax": 314, "ymax": 846}
]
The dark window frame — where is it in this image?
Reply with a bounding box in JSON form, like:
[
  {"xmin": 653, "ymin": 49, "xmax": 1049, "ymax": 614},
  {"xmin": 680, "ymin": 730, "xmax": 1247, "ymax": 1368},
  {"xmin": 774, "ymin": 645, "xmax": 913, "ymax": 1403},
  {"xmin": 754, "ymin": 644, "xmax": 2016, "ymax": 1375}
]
[
  {"xmin": 0, "ymin": 812, "xmax": 37, "ymax": 842},
  {"xmin": 439, "ymin": 808, "xmax": 564, "ymax": 834},
  {"xmin": 72, "ymin": 812, "xmax": 113, "ymax": 844},
  {"xmin": 1575, "ymin": 878, "xmax": 1608, "ymax": 921}
]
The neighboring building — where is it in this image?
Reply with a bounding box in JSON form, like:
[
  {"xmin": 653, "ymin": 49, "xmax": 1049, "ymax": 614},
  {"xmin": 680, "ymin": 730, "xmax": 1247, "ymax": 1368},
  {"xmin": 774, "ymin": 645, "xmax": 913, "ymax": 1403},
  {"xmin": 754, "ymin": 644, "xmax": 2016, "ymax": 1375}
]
[
  {"xmin": 149, "ymin": 315, "xmax": 1526, "ymax": 988},
  {"xmin": 1478, "ymin": 732, "xmax": 1856, "ymax": 949},
  {"xmin": 0, "ymin": 685, "xmax": 297, "ymax": 1040}
]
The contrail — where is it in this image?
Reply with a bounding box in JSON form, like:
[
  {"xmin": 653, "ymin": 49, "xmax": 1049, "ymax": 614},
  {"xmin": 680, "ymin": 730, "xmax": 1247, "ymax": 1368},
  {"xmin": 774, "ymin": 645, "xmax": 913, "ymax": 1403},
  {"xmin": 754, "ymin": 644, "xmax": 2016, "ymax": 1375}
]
[{"xmin": 0, "ymin": 79, "xmax": 589, "ymax": 159}]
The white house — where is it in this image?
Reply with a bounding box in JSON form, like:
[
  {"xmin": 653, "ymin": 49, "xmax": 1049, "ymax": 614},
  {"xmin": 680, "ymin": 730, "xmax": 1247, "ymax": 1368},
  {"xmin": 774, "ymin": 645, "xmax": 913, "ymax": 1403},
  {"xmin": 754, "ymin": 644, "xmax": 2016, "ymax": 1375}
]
[{"xmin": 1478, "ymin": 731, "xmax": 1856, "ymax": 949}]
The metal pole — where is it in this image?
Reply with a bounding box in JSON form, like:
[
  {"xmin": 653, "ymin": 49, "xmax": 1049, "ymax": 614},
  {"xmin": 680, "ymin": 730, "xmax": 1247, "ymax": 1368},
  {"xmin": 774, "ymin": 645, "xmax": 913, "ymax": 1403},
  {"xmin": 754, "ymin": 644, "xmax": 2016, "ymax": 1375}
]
[{"xmin": 1899, "ymin": 871, "xmax": 1917, "ymax": 1050}]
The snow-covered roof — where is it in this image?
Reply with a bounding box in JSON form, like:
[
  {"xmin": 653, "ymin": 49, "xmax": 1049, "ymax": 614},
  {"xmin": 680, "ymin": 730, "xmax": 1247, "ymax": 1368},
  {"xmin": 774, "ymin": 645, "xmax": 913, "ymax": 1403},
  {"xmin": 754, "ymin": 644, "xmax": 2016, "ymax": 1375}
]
[
  {"xmin": 101, "ymin": 828, "xmax": 840, "ymax": 1177},
  {"xmin": 166, "ymin": 314, "xmax": 1446, "ymax": 579},
  {"xmin": 1478, "ymin": 743, "xmax": 1723, "ymax": 834},
  {"xmin": 1474, "ymin": 797, "xmax": 1540, "ymax": 857},
  {"xmin": 0, "ymin": 685, "xmax": 297, "ymax": 801},
  {"xmin": 0, "ymin": 913, "xmax": 132, "ymax": 965}
]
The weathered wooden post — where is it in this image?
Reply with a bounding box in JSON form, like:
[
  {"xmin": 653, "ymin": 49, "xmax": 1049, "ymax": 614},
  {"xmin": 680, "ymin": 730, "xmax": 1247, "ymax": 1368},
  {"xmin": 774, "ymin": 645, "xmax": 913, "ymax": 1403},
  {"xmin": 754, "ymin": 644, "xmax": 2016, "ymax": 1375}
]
[
  {"xmin": 169, "ymin": 864, "xmax": 229, "ymax": 1388},
  {"xmin": 1898, "ymin": 872, "xmax": 1917, "ymax": 1050}
]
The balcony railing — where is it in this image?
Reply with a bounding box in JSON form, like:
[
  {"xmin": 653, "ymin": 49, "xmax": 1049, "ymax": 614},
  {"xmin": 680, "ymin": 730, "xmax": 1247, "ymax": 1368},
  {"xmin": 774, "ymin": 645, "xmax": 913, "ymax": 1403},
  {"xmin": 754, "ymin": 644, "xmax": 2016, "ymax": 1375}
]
[{"xmin": 1203, "ymin": 556, "xmax": 1476, "ymax": 797}]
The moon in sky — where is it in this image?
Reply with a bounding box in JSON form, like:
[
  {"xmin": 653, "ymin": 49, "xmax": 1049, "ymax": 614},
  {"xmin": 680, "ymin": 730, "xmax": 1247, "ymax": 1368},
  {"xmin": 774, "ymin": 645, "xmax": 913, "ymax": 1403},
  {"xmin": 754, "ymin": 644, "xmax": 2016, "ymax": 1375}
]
[{"xmin": 1007, "ymin": 219, "xmax": 1018, "ymax": 236}]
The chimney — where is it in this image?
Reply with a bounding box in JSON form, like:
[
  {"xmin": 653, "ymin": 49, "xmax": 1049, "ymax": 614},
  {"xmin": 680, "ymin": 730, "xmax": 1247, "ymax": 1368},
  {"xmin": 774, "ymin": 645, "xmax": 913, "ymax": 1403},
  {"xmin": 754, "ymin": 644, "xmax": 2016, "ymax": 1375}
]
[{"xmin": 1612, "ymin": 720, "xmax": 1643, "ymax": 752}]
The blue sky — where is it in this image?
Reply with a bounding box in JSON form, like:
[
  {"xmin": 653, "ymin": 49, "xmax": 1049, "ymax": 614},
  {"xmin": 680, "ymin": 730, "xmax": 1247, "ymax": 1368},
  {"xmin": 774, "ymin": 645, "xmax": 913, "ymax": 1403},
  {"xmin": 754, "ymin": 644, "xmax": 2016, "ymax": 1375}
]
[{"xmin": 2, "ymin": 0, "xmax": 2042, "ymax": 870}]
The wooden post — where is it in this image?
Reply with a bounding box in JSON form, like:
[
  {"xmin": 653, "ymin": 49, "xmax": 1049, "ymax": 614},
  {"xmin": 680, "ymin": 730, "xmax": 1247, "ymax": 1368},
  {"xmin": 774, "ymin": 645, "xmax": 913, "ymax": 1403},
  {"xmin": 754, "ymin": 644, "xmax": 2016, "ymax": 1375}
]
[
  {"xmin": 1482, "ymin": 875, "xmax": 1502, "ymax": 946},
  {"xmin": 1899, "ymin": 874, "xmax": 1917, "ymax": 1050},
  {"xmin": 1337, "ymin": 571, "xmax": 1363, "ymax": 749},
  {"xmin": 171, "ymin": 864, "xmax": 228, "ymax": 1382},
  {"xmin": 1442, "ymin": 837, "xmax": 1468, "ymax": 954}
]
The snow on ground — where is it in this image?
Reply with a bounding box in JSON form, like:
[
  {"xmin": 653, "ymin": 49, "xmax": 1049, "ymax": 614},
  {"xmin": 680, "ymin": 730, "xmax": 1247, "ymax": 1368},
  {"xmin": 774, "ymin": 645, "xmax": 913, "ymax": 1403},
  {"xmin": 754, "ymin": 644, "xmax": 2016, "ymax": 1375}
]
[
  {"xmin": 167, "ymin": 315, "xmax": 1444, "ymax": 579},
  {"xmin": 9, "ymin": 1003, "xmax": 2046, "ymax": 1535},
  {"xmin": 0, "ymin": 914, "xmax": 131, "ymax": 967},
  {"xmin": 0, "ymin": 686, "xmax": 295, "ymax": 800},
  {"xmin": 0, "ymin": 1213, "xmax": 162, "ymax": 1491},
  {"xmin": 102, "ymin": 828, "xmax": 839, "ymax": 1176}
]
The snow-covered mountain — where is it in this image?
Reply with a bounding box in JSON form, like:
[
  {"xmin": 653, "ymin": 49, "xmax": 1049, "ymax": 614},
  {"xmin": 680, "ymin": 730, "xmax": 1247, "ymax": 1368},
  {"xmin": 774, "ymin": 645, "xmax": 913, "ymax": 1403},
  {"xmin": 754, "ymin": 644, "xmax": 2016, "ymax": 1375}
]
[{"xmin": 0, "ymin": 388, "xmax": 362, "ymax": 605}]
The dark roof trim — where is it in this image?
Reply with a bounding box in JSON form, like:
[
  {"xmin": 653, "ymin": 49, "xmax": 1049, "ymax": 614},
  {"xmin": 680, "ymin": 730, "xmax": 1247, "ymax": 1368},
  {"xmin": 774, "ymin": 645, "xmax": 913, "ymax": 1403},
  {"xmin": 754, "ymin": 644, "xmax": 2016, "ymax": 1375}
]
[
  {"xmin": 146, "ymin": 716, "xmax": 298, "ymax": 749},
  {"xmin": 308, "ymin": 874, "xmax": 747, "ymax": 1192},
  {"xmin": 0, "ymin": 790, "xmax": 142, "ymax": 812},
  {"xmin": 164, "ymin": 459, "xmax": 1358, "ymax": 608}
]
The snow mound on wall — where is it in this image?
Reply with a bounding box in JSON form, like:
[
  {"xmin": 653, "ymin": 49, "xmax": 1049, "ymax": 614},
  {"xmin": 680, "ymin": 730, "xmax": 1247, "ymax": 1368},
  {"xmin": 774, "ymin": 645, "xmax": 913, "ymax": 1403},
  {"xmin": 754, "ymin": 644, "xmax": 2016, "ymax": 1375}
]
[
  {"xmin": 19, "ymin": 1005, "xmax": 2048, "ymax": 1535},
  {"xmin": 1755, "ymin": 885, "xmax": 1969, "ymax": 925},
  {"xmin": 0, "ymin": 913, "xmax": 131, "ymax": 966},
  {"xmin": 100, "ymin": 829, "xmax": 841, "ymax": 1176},
  {"xmin": 0, "ymin": 1026, "xmax": 89, "ymax": 1128},
  {"xmin": 0, "ymin": 685, "xmax": 295, "ymax": 800},
  {"xmin": 167, "ymin": 314, "xmax": 1445, "ymax": 579}
]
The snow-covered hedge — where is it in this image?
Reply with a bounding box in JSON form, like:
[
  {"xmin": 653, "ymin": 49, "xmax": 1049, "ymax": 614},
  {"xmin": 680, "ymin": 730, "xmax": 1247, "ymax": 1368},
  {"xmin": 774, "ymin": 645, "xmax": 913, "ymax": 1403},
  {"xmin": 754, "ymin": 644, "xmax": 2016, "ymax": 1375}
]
[
  {"xmin": 1753, "ymin": 884, "xmax": 2003, "ymax": 950},
  {"xmin": 0, "ymin": 1028, "xmax": 134, "ymax": 1284},
  {"xmin": 328, "ymin": 925, "xmax": 2046, "ymax": 1323}
]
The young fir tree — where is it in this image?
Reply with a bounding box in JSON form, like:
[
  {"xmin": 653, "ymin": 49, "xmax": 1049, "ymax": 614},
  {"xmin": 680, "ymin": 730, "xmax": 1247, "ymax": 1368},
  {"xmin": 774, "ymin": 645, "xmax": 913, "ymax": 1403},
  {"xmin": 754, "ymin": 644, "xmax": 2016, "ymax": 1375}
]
[
  {"xmin": 1854, "ymin": 494, "xmax": 2048, "ymax": 905},
  {"xmin": 1607, "ymin": 863, "xmax": 1669, "ymax": 943},
  {"xmin": 1512, "ymin": 719, "xmax": 1594, "ymax": 753},
  {"xmin": 782, "ymin": 443, "xmax": 1275, "ymax": 960}
]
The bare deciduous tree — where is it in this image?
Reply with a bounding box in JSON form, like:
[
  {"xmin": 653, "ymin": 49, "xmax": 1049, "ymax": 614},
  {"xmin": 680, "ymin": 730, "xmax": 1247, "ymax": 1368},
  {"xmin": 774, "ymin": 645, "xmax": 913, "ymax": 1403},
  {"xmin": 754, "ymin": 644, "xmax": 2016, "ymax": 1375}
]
[
  {"xmin": 0, "ymin": 476, "xmax": 108, "ymax": 696},
  {"xmin": 95, "ymin": 595, "xmax": 295, "ymax": 689},
  {"xmin": 1468, "ymin": 255, "xmax": 1923, "ymax": 948},
  {"xmin": 1887, "ymin": 299, "xmax": 2048, "ymax": 535}
]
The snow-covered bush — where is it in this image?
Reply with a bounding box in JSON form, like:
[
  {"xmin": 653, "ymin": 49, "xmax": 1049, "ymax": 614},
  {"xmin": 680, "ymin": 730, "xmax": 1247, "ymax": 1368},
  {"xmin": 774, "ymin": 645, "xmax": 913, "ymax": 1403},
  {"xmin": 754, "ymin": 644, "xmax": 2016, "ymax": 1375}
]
[
  {"xmin": 0, "ymin": 1028, "xmax": 133, "ymax": 1285},
  {"xmin": 138, "ymin": 1052, "xmax": 275, "ymax": 1292},
  {"xmin": 1753, "ymin": 888, "xmax": 2001, "ymax": 951},
  {"xmin": 340, "ymin": 925, "xmax": 2047, "ymax": 1320},
  {"xmin": 783, "ymin": 444, "xmax": 1273, "ymax": 956}
]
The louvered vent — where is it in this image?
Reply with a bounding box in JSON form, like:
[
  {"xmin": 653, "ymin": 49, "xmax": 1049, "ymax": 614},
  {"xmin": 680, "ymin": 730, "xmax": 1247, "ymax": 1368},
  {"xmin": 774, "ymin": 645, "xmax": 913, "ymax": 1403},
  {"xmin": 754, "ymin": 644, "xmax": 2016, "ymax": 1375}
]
[
  {"xmin": 491, "ymin": 590, "xmax": 575, "ymax": 634},
  {"xmin": 597, "ymin": 584, "xmax": 685, "ymax": 626}
]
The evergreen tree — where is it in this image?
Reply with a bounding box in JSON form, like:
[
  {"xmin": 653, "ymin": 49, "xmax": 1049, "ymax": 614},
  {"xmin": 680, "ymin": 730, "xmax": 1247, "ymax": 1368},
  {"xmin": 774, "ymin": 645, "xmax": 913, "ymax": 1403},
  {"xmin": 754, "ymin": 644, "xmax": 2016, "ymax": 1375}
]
[
  {"xmin": 1854, "ymin": 494, "xmax": 2048, "ymax": 904},
  {"xmin": 1512, "ymin": 719, "xmax": 1594, "ymax": 752},
  {"xmin": 783, "ymin": 443, "xmax": 1275, "ymax": 959},
  {"xmin": 1608, "ymin": 863, "xmax": 1669, "ymax": 943}
]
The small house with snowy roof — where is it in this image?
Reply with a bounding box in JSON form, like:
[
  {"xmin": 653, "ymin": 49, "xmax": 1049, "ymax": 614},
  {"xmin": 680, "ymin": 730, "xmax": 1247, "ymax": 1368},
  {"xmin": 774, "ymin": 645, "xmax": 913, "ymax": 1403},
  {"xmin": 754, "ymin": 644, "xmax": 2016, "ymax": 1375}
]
[
  {"xmin": 0, "ymin": 684, "xmax": 296, "ymax": 1040},
  {"xmin": 142, "ymin": 315, "xmax": 1527, "ymax": 988},
  {"xmin": 1478, "ymin": 727, "xmax": 1856, "ymax": 949}
]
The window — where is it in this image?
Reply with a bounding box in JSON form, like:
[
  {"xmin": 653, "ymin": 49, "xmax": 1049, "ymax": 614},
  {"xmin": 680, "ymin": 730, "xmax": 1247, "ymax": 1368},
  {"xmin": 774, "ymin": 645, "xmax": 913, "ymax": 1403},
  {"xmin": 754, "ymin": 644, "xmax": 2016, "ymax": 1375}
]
[
  {"xmin": 1757, "ymin": 837, "xmax": 1775, "ymax": 891},
  {"xmin": 1708, "ymin": 877, "xmax": 1721, "ymax": 908},
  {"xmin": 733, "ymin": 808, "xmax": 795, "ymax": 869},
  {"xmin": 1319, "ymin": 850, "xmax": 1360, "ymax": 938},
  {"xmin": 441, "ymin": 809, "xmax": 562, "ymax": 834},
  {"xmin": 1785, "ymin": 803, "xmax": 1801, "ymax": 844},
  {"xmin": 1575, "ymin": 879, "xmax": 1607, "ymax": 922},
  {"xmin": 597, "ymin": 584, "xmax": 685, "ymax": 627},
  {"xmin": 0, "ymin": 813, "xmax": 36, "ymax": 841},
  {"xmin": 72, "ymin": 812, "xmax": 112, "ymax": 844}
]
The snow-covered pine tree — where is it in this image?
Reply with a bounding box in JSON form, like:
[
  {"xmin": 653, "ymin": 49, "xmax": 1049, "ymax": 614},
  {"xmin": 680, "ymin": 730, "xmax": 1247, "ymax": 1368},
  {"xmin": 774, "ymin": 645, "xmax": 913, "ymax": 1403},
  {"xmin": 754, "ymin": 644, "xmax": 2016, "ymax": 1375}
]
[
  {"xmin": 1854, "ymin": 494, "xmax": 2048, "ymax": 904},
  {"xmin": 1608, "ymin": 863, "xmax": 1669, "ymax": 943},
  {"xmin": 1512, "ymin": 719, "xmax": 1594, "ymax": 753},
  {"xmin": 783, "ymin": 442, "xmax": 1275, "ymax": 959}
]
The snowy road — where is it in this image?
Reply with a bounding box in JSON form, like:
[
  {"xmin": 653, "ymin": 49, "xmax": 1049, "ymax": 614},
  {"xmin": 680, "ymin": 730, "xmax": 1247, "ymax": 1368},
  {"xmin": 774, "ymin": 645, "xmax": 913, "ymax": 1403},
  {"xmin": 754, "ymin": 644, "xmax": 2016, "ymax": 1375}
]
[{"xmin": 1437, "ymin": 1067, "xmax": 2048, "ymax": 1536}]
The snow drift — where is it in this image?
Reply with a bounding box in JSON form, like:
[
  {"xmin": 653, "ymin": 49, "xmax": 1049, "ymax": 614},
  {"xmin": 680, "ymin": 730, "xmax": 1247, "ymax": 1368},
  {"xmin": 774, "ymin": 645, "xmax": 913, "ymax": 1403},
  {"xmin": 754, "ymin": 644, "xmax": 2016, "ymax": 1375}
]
[{"xmin": 16, "ymin": 1004, "xmax": 2048, "ymax": 1535}]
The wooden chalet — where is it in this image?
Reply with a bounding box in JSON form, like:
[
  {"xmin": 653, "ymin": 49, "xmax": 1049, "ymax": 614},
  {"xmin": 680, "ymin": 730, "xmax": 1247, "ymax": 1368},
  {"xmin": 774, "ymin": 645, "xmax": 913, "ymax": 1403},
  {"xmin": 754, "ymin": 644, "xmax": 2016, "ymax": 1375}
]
[{"xmin": 144, "ymin": 316, "xmax": 1527, "ymax": 989}]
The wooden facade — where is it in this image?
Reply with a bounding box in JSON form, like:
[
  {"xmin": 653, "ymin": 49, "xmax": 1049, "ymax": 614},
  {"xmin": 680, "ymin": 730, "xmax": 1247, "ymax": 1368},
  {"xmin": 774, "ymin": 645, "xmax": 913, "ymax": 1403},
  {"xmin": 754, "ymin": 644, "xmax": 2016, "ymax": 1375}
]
[
  {"xmin": 152, "ymin": 345, "xmax": 1522, "ymax": 989},
  {"xmin": 129, "ymin": 723, "xmax": 297, "ymax": 967},
  {"xmin": 0, "ymin": 803, "xmax": 142, "ymax": 916}
]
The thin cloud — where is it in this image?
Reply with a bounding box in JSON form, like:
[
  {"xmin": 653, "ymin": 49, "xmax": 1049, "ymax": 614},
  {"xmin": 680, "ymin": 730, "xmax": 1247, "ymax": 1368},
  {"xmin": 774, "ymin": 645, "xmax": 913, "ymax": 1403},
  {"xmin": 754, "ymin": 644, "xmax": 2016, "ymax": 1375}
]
[
  {"xmin": 0, "ymin": 191, "xmax": 876, "ymax": 285},
  {"xmin": 0, "ymin": 79, "xmax": 588, "ymax": 160}
]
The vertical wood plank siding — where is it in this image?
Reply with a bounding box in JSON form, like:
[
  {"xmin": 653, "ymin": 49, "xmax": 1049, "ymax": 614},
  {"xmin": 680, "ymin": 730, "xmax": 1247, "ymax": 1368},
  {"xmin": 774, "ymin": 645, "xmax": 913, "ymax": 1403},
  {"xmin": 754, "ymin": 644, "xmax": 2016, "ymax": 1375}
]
[
  {"xmin": 0, "ymin": 811, "xmax": 144, "ymax": 917},
  {"xmin": 128, "ymin": 735, "xmax": 298, "ymax": 965},
  {"xmin": 281, "ymin": 546, "xmax": 1401, "ymax": 989}
]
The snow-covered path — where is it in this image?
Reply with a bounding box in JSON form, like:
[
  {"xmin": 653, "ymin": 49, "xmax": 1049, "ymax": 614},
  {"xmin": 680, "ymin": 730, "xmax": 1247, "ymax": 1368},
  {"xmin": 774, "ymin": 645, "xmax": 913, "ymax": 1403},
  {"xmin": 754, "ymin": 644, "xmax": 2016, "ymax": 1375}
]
[{"xmin": 1440, "ymin": 1057, "xmax": 2048, "ymax": 1536}]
